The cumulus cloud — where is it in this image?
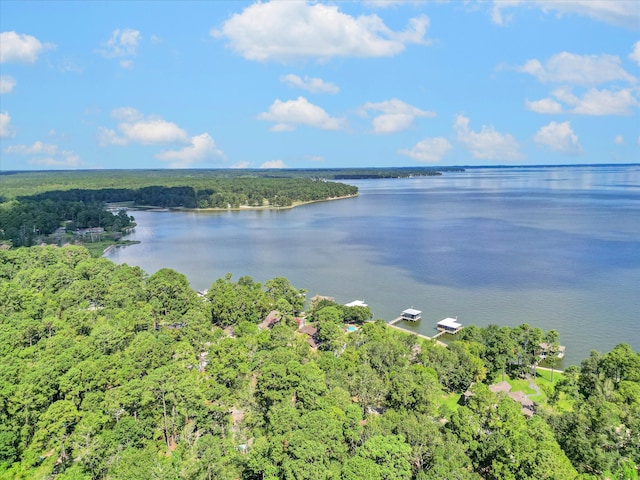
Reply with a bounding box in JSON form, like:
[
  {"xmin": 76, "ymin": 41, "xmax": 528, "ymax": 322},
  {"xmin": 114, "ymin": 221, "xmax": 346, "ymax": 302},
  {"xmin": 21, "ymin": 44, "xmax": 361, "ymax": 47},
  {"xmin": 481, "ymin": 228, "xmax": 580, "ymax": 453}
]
[
  {"xmin": 212, "ymin": 1, "xmax": 431, "ymax": 62},
  {"xmin": 0, "ymin": 31, "xmax": 53, "ymax": 63},
  {"xmin": 491, "ymin": 0, "xmax": 640, "ymax": 29},
  {"xmin": 99, "ymin": 108, "xmax": 189, "ymax": 145},
  {"xmin": 630, "ymin": 41, "xmax": 640, "ymax": 66},
  {"xmin": 398, "ymin": 136, "xmax": 452, "ymax": 162},
  {"xmin": 551, "ymin": 87, "xmax": 639, "ymax": 116},
  {"xmin": 525, "ymin": 98, "xmax": 563, "ymax": 114},
  {"xmin": 533, "ymin": 121, "xmax": 583, "ymax": 155},
  {"xmin": 257, "ymin": 97, "xmax": 343, "ymax": 131},
  {"xmin": 4, "ymin": 141, "xmax": 58, "ymax": 155},
  {"xmin": 454, "ymin": 114, "xmax": 524, "ymax": 161},
  {"xmin": 155, "ymin": 133, "xmax": 225, "ymax": 168},
  {"xmin": 361, "ymin": 99, "xmax": 435, "ymax": 134},
  {"xmin": 97, "ymin": 28, "xmax": 141, "ymax": 68},
  {"xmin": 0, "ymin": 112, "xmax": 14, "ymax": 138},
  {"xmin": 0, "ymin": 76, "xmax": 16, "ymax": 94},
  {"xmin": 517, "ymin": 52, "xmax": 636, "ymax": 86},
  {"xmin": 260, "ymin": 160, "xmax": 286, "ymax": 169},
  {"xmin": 281, "ymin": 74, "xmax": 339, "ymax": 94}
]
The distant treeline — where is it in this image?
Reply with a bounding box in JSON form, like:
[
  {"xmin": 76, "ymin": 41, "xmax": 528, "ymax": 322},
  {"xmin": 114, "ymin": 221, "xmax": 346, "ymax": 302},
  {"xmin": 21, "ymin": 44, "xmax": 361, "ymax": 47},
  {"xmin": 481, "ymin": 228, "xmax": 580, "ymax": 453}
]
[
  {"xmin": 20, "ymin": 179, "xmax": 358, "ymax": 209},
  {"xmin": 0, "ymin": 167, "xmax": 461, "ymax": 200}
]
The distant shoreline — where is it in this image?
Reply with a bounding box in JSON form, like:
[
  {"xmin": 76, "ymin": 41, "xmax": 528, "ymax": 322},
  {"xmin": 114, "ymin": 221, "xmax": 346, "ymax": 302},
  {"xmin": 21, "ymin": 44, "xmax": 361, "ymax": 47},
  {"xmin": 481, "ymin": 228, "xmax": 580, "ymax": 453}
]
[{"xmin": 173, "ymin": 193, "xmax": 359, "ymax": 213}]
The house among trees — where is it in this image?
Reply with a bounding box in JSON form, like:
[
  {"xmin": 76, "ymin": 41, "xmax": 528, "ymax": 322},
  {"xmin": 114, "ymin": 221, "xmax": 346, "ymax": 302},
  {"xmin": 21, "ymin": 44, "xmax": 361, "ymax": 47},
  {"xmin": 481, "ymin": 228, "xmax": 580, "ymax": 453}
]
[
  {"xmin": 298, "ymin": 325, "xmax": 319, "ymax": 348},
  {"xmin": 539, "ymin": 342, "xmax": 566, "ymax": 359},
  {"xmin": 489, "ymin": 381, "xmax": 535, "ymax": 417},
  {"xmin": 401, "ymin": 308, "xmax": 422, "ymax": 321}
]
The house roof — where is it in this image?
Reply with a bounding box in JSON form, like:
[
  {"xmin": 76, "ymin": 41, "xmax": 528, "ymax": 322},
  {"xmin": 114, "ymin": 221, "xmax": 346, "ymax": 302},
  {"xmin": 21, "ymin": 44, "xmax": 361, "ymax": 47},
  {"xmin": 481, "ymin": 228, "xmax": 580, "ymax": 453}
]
[
  {"xmin": 345, "ymin": 300, "xmax": 368, "ymax": 308},
  {"xmin": 299, "ymin": 325, "xmax": 317, "ymax": 336},
  {"xmin": 437, "ymin": 317, "xmax": 462, "ymax": 329},
  {"xmin": 402, "ymin": 308, "xmax": 422, "ymax": 316}
]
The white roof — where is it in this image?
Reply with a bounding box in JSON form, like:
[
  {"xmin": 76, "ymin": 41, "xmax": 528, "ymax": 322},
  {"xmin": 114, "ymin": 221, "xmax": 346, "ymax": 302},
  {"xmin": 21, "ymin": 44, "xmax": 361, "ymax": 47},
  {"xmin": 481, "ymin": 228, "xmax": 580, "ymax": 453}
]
[
  {"xmin": 345, "ymin": 300, "xmax": 368, "ymax": 308},
  {"xmin": 402, "ymin": 308, "xmax": 422, "ymax": 316},
  {"xmin": 438, "ymin": 317, "xmax": 462, "ymax": 329}
]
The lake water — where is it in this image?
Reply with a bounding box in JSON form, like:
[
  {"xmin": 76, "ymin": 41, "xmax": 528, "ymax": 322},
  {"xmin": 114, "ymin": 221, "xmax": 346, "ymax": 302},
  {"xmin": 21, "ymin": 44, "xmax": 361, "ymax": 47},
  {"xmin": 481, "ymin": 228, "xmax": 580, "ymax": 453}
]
[{"xmin": 105, "ymin": 165, "xmax": 640, "ymax": 365}]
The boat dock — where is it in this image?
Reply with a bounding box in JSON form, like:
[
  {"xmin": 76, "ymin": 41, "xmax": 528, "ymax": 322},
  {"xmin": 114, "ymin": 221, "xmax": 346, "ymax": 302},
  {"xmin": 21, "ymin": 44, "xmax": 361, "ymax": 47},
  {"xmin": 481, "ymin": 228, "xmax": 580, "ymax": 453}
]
[
  {"xmin": 387, "ymin": 309, "xmax": 462, "ymax": 347},
  {"xmin": 385, "ymin": 320, "xmax": 448, "ymax": 347}
]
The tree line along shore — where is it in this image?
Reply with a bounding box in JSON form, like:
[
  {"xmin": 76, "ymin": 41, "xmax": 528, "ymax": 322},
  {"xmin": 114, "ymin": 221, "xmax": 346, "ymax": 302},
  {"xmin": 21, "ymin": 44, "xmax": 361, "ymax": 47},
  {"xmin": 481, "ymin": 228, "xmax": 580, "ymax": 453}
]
[
  {"xmin": 0, "ymin": 245, "xmax": 638, "ymax": 479},
  {"xmin": 0, "ymin": 175, "xmax": 360, "ymax": 249}
]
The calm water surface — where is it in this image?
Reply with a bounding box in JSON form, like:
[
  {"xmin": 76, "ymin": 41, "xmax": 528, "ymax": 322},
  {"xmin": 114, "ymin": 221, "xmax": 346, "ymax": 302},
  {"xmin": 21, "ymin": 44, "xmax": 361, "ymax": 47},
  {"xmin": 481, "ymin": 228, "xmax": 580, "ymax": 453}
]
[{"xmin": 105, "ymin": 165, "xmax": 640, "ymax": 365}]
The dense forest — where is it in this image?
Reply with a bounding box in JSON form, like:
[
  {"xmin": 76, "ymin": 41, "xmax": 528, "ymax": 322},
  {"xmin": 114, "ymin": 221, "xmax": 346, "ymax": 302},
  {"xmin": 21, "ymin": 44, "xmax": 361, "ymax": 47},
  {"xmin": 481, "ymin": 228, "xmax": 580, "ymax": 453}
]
[{"xmin": 1, "ymin": 246, "xmax": 638, "ymax": 479}]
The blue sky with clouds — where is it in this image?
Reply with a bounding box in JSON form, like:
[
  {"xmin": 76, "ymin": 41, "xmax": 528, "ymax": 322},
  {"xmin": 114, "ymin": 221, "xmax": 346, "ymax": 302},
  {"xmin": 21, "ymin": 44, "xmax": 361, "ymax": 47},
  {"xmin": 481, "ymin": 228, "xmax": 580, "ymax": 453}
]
[{"xmin": 1, "ymin": 0, "xmax": 639, "ymax": 170}]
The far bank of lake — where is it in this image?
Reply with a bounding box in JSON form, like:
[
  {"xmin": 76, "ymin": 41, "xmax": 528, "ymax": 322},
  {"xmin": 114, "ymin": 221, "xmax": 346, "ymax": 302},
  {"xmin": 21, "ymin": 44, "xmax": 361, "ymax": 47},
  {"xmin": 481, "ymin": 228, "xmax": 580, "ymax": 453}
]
[{"xmin": 105, "ymin": 165, "xmax": 640, "ymax": 365}]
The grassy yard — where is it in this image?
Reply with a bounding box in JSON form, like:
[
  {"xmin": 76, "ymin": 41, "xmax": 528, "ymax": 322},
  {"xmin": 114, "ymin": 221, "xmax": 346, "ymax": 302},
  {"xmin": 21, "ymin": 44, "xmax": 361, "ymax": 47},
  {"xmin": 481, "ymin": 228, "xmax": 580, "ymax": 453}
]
[{"xmin": 440, "ymin": 392, "xmax": 462, "ymax": 414}]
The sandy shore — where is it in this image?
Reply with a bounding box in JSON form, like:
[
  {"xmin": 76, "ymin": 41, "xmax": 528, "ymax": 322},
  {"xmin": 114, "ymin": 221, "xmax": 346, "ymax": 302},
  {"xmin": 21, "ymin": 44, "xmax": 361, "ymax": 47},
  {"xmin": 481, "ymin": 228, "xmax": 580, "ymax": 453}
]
[{"xmin": 178, "ymin": 193, "xmax": 358, "ymax": 213}]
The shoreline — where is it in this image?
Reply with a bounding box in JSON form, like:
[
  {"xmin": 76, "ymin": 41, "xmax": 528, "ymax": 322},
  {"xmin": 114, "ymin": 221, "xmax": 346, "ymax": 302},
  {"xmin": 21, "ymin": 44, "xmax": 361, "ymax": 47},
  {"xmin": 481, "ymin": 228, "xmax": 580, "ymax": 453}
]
[{"xmin": 174, "ymin": 193, "xmax": 359, "ymax": 213}]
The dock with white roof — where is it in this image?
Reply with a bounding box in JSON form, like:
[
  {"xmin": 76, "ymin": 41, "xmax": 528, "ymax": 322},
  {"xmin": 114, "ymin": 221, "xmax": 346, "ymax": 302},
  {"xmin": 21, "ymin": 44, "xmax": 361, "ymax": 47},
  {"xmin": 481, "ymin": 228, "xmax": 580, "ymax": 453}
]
[{"xmin": 433, "ymin": 317, "xmax": 463, "ymax": 338}]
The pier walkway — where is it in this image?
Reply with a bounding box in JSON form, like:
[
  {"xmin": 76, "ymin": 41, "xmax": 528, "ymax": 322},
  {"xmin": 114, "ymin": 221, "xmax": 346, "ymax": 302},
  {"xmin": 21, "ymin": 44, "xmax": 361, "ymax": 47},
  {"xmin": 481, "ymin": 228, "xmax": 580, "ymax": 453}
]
[{"xmin": 386, "ymin": 318, "xmax": 447, "ymax": 347}]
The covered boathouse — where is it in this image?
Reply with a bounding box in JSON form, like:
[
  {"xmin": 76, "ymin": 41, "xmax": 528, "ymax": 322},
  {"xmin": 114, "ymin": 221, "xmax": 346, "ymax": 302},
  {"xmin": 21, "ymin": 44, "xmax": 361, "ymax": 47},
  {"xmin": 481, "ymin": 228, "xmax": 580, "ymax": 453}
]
[
  {"xmin": 437, "ymin": 317, "xmax": 463, "ymax": 334},
  {"xmin": 401, "ymin": 309, "xmax": 422, "ymax": 321}
]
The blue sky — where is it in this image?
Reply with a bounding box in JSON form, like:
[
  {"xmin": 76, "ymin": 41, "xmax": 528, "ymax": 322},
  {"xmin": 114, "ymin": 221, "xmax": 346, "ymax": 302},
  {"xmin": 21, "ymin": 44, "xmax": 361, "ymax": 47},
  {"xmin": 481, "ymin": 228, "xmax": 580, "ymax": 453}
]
[{"xmin": 1, "ymin": 0, "xmax": 639, "ymax": 170}]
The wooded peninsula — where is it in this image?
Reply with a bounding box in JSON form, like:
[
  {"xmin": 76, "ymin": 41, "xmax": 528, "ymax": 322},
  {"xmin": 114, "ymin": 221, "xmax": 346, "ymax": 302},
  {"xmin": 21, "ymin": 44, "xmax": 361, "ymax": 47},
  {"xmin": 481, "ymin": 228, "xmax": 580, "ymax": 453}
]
[{"xmin": 0, "ymin": 245, "xmax": 638, "ymax": 479}]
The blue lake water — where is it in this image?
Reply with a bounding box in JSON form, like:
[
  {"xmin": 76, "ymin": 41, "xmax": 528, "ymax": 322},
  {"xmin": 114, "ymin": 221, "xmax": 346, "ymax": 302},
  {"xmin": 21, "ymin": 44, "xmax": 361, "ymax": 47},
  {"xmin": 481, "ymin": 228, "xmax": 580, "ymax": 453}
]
[{"xmin": 105, "ymin": 165, "xmax": 640, "ymax": 365}]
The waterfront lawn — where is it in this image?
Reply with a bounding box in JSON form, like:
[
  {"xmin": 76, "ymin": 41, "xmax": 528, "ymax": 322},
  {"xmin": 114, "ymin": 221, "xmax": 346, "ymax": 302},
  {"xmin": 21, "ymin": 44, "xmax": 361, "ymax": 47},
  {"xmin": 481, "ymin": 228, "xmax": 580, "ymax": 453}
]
[{"xmin": 506, "ymin": 377, "xmax": 536, "ymax": 395}]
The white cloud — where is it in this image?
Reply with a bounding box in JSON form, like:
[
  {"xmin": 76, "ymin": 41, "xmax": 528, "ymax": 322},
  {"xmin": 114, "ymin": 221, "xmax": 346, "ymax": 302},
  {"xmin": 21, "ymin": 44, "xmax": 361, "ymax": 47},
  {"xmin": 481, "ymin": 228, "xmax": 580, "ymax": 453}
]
[
  {"xmin": 97, "ymin": 28, "xmax": 141, "ymax": 68},
  {"xmin": 3, "ymin": 140, "xmax": 83, "ymax": 167},
  {"xmin": 281, "ymin": 74, "xmax": 339, "ymax": 94},
  {"xmin": 0, "ymin": 76, "xmax": 16, "ymax": 94},
  {"xmin": 533, "ymin": 121, "xmax": 583, "ymax": 155},
  {"xmin": 525, "ymin": 98, "xmax": 563, "ymax": 114},
  {"xmin": 398, "ymin": 136, "xmax": 452, "ymax": 162},
  {"xmin": 517, "ymin": 52, "xmax": 636, "ymax": 86},
  {"xmin": 99, "ymin": 108, "xmax": 189, "ymax": 145},
  {"xmin": 361, "ymin": 99, "xmax": 435, "ymax": 134},
  {"xmin": 261, "ymin": 160, "xmax": 286, "ymax": 169},
  {"xmin": 614, "ymin": 135, "xmax": 624, "ymax": 145},
  {"xmin": 491, "ymin": 0, "xmax": 522, "ymax": 25},
  {"xmin": 4, "ymin": 141, "xmax": 58, "ymax": 155},
  {"xmin": 97, "ymin": 127, "xmax": 129, "ymax": 147},
  {"xmin": 0, "ymin": 31, "xmax": 53, "ymax": 63},
  {"xmin": 119, "ymin": 119, "xmax": 188, "ymax": 144},
  {"xmin": 27, "ymin": 151, "xmax": 82, "ymax": 168},
  {"xmin": 212, "ymin": 1, "xmax": 430, "ymax": 62},
  {"xmin": 630, "ymin": 41, "xmax": 640, "ymax": 66},
  {"xmin": 257, "ymin": 97, "xmax": 343, "ymax": 131},
  {"xmin": 155, "ymin": 133, "xmax": 225, "ymax": 168},
  {"xmin": 454, "ymin": 114, "xmax": 524, "ymax": 161},
  {"xmin": 552, "ymin": 87, "xmax": 639, "ymax": 116},
  {"xmin": 491, "ymin": 0, "xmax": 640, "ymax": 29},
  {"xmin": 0, "ymin": 112, "xmax": 14, "ymax": 138}
]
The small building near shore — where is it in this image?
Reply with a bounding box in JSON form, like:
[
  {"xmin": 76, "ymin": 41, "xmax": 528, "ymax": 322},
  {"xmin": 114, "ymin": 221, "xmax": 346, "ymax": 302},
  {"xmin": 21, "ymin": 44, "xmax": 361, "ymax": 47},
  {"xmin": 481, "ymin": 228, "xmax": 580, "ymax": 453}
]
[
  {"xmin": 539, "ymin": 342, "xmax": 566, "ymax": 359},
  {"xmin": 401, "ymin": 308, "xmax": 422, "ymax": 321},
  {"xmin": 437, "ymin": 317, "xmax": 463, "ymax": 334}
]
